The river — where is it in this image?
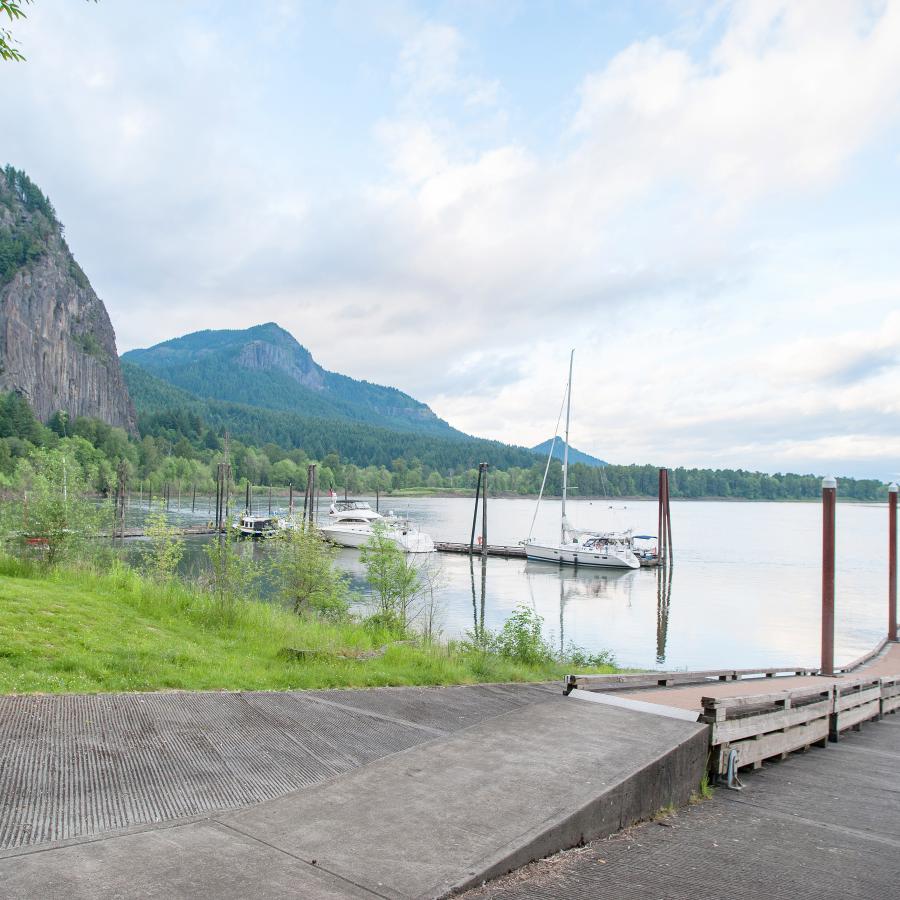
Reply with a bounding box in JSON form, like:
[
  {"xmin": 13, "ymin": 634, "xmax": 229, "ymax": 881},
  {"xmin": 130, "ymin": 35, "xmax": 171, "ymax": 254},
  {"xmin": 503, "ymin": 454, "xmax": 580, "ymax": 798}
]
[{"xmin": 125, "ymin": 493, "xmax": 890, "ymax": 671}]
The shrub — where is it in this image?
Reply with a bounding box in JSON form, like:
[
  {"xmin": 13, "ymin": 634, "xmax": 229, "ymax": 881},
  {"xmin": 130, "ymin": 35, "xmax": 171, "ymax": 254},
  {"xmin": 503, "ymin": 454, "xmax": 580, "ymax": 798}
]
[
  {"xmin": 269, "ymin": 524, "xmax": 349, "ymax": 619},
  {"xmin": 487, "ymin": 605, "xmax": 554, "ymax": 666},
  {"xmin": 143, "ymin": 511, "xmax": 184, "ymax": 581}
]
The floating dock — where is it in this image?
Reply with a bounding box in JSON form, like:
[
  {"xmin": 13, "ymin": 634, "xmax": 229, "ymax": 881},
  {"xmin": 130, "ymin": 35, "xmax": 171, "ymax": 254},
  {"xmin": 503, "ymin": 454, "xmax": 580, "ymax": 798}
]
[{"xmin": 434, "ymin": 541, "xmax": 526, "ymax": 558}]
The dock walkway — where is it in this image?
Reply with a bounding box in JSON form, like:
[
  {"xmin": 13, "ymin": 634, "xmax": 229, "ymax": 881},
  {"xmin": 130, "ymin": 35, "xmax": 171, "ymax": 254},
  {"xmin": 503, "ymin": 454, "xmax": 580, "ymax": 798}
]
[{"xmin": 462, "ymin": 712, "xmax": 900, "ymax": 899}]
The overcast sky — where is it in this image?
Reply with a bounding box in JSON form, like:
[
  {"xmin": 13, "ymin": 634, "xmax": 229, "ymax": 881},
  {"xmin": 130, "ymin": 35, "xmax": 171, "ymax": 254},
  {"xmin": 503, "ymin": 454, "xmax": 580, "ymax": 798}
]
[{"xmin": 4, "ymin": 1, "xmax": 900, "ymax": 478}]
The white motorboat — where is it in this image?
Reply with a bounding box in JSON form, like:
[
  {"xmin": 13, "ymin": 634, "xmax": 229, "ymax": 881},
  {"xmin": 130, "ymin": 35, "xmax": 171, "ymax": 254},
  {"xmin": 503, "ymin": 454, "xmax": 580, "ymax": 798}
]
[
  {"xmin": 235, "ymin": 513, "xmax": 278, "ymax": 537},
  {"xmin": 522, "ymin": 350, "xmax": 640, "ymax": 570},
  {"xmin": 318, "ymin": 499, "xmax": 436, "ymax": 554}
]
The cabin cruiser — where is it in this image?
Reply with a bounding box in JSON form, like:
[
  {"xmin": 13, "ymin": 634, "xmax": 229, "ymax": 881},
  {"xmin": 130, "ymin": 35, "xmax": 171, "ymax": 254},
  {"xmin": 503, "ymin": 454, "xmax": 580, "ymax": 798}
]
[
  {"xmin": 318, "ymin": 499, "xmax": 436, "ymax": 554},
  {"xmin": 236, "ymin": 513, "xmax": 278, "ymax": 537}
]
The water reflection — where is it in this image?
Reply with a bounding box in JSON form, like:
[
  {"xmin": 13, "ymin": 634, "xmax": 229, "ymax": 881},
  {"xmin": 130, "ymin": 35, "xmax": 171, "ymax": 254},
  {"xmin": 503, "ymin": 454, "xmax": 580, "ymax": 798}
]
[
  {"xmin": 470, "ymin": 556, "xmax": 487, "ymax": 639},
  {"xmin": 656, "ymin": 564, "xmax": 673, "ymax": 665},
  {"xmin": 522, "ymin": 562, "xmax": 638, "ymax": 656}
]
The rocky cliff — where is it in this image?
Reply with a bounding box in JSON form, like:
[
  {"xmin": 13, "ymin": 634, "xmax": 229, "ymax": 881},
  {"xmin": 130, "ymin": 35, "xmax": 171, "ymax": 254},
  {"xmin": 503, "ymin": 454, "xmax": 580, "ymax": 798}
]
[{"xmin": 0, "ymin": 167, "xmax": 136, "ymax": 434}]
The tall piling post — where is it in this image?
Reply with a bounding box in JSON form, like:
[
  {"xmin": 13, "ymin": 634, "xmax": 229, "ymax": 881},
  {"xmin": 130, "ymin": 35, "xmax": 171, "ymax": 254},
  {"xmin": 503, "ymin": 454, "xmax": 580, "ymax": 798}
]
[
  {"xmin": 890, "ymin": 482, "xmax": 898, "ymax": 642},
  {"xmin": 469, "ymin": 464, "xmax": 483, "ymax": 555},
  {"xmin": 288, "ymin": 483, "xmax": 294, "ymax": 517},
  {"xmin": 657, "ymin": 468, "xmax": 673, "ymax": 566},
  {"xmin": 665, "ymin": 469, "xmax": 675, "ymax": 565},
  {"xmin": 821, "ymin": 475, "xmax": 837, "ymax": 675},
  {"xmin": 115, "ymin": 460, "xmax": 128, "ymax": 541},
  {"xmin": 658, "ymin": 469, "xmax": 665, "ymax": 565},
  {"xmin": 481, "ymin": 463, "xmax": 488, "ymax": 558}
]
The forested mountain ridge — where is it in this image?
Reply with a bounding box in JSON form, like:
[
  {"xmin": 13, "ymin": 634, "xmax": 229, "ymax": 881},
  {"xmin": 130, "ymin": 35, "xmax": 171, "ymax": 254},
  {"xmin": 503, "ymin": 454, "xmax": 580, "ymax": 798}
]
[
  {"xmin": 0, "ymin": 166, "xmax": 136, "ymax": 433},
  {"xmin": 122, "ymin": 361, "xmax": 542, "ymax": 472},
  {"xmin": 123, "ymin": 323, "xmax": 462, "ymax": 437}
]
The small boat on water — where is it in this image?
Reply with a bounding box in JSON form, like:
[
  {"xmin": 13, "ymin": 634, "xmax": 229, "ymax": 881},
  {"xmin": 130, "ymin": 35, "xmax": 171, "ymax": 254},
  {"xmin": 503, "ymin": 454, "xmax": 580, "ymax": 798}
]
[
  {"xmin": 521, "ymin": 350, "xmax": 640, "ymax": 570},
  {"xmin": 236, "ymin": 513, "xmax": 278, "ymax": 537},
  {"xmin": 319, "ymin": 499, "xmax": 436, "ymax": 554}
]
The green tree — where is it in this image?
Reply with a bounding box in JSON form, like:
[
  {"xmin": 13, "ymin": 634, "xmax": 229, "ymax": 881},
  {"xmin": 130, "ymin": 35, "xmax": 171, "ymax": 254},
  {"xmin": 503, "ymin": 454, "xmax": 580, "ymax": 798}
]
[
  {"xmin": 360, "ymin": 524, "xmax": 422, "ymax": 633},
  {"xmin": 202, "ymin": 527, "xmax": 260, "ymax": 622},
  {"xmin": 3, "ymin": 447, "xmax": 106, "ymax": 566},
  {"xmin": 143, "ymin": 511, "xmax": 184, "ymax": 581},
  {"xmin": 269, "ymin": 525, "xmax": 349, "ymax": 619}
]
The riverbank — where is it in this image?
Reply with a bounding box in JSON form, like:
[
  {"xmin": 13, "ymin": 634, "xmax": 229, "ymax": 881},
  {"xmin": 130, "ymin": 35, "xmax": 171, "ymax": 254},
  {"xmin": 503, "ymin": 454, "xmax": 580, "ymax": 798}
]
[{"xmin": 0, "ymin": 559, "xmax": 613, "ymax": 694}]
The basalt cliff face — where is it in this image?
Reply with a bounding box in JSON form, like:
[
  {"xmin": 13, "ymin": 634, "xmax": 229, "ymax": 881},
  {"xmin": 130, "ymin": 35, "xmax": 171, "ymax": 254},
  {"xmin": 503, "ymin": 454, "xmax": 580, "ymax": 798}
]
[{"xmin": 0, "ymin": 167, "xmax": 136, "ymax": 434}]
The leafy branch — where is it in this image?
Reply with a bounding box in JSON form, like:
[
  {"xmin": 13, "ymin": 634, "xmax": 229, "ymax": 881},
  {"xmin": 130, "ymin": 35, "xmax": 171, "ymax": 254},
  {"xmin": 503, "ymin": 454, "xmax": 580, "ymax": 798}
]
[
  {"xmin": 0, "ymin": 1, "xmax": 29, "ymax": 62},
  {"xmin": 1, "ymin": 1, "xmax": 97, "ymax": 63}
]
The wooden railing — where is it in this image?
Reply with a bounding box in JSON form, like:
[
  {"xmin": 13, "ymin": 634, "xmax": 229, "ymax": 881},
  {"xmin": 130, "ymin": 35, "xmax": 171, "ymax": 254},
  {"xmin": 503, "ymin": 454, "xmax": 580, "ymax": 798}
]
[
  {"xmin": 564, "ymin": 666, "xmax": 817, "ymax": 695},
  {"xmin": 701, "ymin": 675, "xmax": 895, "ymax": 775}
]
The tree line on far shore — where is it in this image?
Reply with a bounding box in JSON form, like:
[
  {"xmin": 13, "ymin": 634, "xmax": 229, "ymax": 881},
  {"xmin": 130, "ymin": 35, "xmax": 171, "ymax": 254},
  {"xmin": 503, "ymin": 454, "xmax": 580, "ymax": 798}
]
[{"xmin": 0, "ymin": 391, "xmax": 889, "ymax": 502}]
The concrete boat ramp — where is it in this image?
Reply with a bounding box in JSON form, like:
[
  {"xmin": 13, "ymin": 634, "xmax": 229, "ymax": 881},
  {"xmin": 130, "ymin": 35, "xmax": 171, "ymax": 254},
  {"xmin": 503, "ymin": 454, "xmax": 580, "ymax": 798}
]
[
  {"xmin": 3, "ymin": 644, "xmax": 898, "ymax": 899},
  {"xmin": 0, "ymin": 683, "xmax": 707, "ymax": 899}
]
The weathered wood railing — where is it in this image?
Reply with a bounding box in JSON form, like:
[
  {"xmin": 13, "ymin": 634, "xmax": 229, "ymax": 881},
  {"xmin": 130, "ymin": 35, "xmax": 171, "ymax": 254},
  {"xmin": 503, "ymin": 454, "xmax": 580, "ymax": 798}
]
[
  {"xmin": 564, "ymin": 666, "xmax": 817, "ymax": 696},
  {"xmin": 701, "ymin": 676, "xmax": 896, "ymax": 775}
]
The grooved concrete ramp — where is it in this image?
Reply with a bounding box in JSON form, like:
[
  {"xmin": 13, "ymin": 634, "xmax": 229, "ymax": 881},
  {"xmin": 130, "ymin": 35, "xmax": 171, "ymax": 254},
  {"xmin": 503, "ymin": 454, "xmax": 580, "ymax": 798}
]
[
  {"xmin": 0, "ymin": 691, "xmax": 707, "ymax": 899},
  {"xmin": 0, "ymin": 683, "xmax": 556, "ymax": 851}
]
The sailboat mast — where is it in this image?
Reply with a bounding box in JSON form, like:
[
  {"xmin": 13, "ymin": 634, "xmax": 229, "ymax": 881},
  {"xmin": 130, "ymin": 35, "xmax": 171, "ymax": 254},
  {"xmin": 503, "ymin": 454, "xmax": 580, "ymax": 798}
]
[{"xmin": 561, "ymin": 349, "xmax": 574, "ymax": 543}]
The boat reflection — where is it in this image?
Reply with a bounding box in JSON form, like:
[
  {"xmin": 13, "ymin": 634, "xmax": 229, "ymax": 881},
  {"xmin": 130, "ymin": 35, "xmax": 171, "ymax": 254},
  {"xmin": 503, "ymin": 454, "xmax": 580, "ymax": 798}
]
[{"xmin": 522, "ymin": 563, "xmax": 636, "ymax": 655}]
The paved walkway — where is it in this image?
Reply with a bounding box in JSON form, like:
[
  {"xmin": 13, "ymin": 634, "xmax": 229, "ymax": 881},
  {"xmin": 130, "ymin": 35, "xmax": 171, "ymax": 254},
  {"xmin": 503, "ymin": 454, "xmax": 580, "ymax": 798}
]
[{"xmin": 461, "ymin": 713, "xmax": 900, "ymax": 899}]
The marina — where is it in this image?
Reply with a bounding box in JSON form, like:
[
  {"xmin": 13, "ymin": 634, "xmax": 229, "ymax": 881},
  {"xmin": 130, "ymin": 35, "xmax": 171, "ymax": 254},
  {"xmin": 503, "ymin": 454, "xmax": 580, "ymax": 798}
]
[{"xmin": 111, "ymin": 487, "xmax": 891, "ymax": 672}]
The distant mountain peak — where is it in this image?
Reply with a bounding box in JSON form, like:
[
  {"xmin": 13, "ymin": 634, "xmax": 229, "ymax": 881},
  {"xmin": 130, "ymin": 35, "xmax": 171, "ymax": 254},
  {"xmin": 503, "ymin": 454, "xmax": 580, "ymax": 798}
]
[{"xmin": 531, "ymin": 438, "xmax": 607, "ymax": 468}]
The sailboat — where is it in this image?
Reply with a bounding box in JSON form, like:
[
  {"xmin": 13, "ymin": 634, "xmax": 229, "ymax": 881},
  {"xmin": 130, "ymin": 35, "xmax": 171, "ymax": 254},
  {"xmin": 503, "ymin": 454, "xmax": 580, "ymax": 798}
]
[{"xmin": 522, "ymin": 350, "xmax": 640, "ymax": 569}]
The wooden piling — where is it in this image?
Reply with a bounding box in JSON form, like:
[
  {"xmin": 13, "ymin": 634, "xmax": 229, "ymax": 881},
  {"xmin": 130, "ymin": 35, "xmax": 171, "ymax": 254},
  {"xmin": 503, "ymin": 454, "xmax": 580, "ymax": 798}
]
[
  {"xmin": 822, "ymin": 476, "xmax": 837, "ymax": 675},
  {"xmin": 657, "ymin": 468, "xmax": 673, "ymax": 566},
  {"xmin": 469, "ymin": 465, "xmax": 483, "ymax": 555},
  {"xmin": 481, "ymin": 463, "xmax": 488, "ymax": 558},
  {"xmin": 890, "ymin": 483, "xmax": 898, "ymax": 642}
]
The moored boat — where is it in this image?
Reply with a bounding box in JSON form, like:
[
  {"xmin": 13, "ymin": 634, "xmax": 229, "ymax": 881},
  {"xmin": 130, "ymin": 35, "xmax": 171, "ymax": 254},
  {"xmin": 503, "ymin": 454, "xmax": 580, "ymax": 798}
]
[
  {"xmin": 318, "ymin": 499, "xmax": 436, "ymax": 553},
  {"xmin": 235, "ymin": 513, "xmax": 278, "ymax": 537},
  {"xmin": 521, "ymin": 350, "xmax": 640, "ymax": 570}
]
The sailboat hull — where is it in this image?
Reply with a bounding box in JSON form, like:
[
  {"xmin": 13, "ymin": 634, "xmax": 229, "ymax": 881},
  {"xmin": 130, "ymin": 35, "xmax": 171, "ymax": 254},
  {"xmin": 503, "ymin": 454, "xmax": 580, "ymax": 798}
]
[{"xmin": 523, "ymin": 541, "xmax": 640, "ymax": 569}]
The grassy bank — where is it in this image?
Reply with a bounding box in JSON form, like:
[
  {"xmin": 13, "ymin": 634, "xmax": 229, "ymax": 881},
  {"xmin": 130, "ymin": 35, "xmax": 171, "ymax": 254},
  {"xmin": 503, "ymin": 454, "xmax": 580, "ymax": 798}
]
[{"xmin": 0, "ymin": 558, "xmax": 615, "ymax": 694}]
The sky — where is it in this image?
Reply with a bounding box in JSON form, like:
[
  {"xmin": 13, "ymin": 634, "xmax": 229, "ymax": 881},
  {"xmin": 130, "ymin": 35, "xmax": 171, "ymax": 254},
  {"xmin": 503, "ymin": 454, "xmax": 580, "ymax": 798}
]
[{"xmin": 4, "ymin": 0, "xmax": 900, "ymax": 479}]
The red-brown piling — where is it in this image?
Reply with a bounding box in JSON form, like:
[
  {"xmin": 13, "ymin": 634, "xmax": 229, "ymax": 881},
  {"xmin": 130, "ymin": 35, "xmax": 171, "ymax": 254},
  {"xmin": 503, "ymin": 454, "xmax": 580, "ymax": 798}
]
[
  {"xmin": 821, "ymin": 475, "xmax": 837, "ymax": 675},
  {"xmin": 890, "ymin": 482, "xmax": 898, "ymax": 642}
]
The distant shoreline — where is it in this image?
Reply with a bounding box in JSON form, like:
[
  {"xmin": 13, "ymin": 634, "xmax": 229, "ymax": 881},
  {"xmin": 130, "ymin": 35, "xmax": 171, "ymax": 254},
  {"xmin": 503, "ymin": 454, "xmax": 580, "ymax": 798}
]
[{"xmin": 379, "ymin": 490, "xmax": 882, "ymax": 504}]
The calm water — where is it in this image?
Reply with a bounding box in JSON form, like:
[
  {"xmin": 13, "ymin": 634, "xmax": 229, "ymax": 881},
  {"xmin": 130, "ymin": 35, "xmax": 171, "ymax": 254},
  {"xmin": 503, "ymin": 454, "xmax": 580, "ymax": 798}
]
[{"xmin": 125, "ymin": 494, "xmax": 891, "ymax": 670}]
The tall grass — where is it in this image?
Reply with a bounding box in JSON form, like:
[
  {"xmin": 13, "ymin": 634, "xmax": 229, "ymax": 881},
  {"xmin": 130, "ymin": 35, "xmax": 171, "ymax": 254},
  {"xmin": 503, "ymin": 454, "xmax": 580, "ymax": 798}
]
[{"xmin": 0, "ymin": 552, "xmax": 619, "ymax": 694}]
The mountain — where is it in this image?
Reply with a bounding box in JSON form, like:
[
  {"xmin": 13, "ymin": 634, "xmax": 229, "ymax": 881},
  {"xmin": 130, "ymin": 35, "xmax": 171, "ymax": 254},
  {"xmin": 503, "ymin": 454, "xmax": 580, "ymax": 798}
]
[
  {"xmin": 531, "ymin": 439, "xmax": 607, "ymax": 468},
  {"xmin": 123, "ymin": 361, "xmax": 542, "ymax": 471},
  {"xmin": 123, "ymin": 323, "xmax": 462, "ymax": 438},
  {"xmin": 0, "ymin": 166, "xmax": 136, "ymax": 434}
]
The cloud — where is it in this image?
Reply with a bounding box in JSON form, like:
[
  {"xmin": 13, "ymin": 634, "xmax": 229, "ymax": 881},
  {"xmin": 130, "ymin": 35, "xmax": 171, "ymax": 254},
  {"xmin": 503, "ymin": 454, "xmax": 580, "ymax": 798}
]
[{"xmin": 4, "ymin": 0, "xmax": 900, "ymax": 478}]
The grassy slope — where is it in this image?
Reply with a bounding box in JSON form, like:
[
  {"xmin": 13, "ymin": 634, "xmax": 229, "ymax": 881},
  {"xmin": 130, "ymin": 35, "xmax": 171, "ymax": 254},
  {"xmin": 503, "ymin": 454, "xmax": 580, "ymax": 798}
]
[{"xmin": 0, "ymin": 563, "xmax": 609, "ymax": 694}]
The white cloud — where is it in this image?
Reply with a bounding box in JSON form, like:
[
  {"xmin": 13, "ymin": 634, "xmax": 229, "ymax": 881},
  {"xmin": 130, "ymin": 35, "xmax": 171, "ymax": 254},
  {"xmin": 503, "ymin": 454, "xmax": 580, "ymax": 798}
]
[{"xmin": 4, "ymin": 0, "xmax": 900, "ymax": 478}]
